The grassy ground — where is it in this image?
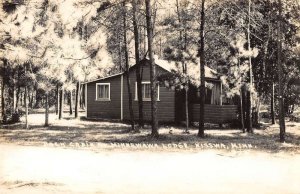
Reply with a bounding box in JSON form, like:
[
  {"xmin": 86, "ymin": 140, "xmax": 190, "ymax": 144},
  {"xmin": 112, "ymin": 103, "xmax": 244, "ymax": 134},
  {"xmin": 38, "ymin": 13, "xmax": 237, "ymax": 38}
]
[{"xmin": 0, "ymin": 112, "xmax": 300, "ymax": 153}]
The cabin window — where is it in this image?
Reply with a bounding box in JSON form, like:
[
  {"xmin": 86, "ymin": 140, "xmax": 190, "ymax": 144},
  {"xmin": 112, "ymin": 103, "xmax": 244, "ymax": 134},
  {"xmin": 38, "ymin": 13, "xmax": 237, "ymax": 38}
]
[
  {"xmin": 135, "ymin": 82, "xmax": 160, "ymax": 101},
  {"xmin": 96, "ymin": 83, "xmax": 110, "ymax": 101},
  {"xmin": 196, "ymin": 83, "xmax": 221, "ymax": 105}
]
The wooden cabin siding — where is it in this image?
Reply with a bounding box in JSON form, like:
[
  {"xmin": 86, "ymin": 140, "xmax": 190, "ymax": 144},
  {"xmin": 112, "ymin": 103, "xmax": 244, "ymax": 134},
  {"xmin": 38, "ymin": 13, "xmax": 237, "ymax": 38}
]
[
  {"xmin": 86, "ymin": 76, "xmax": 121, "ymax": 119},
  {"xmin": 191, "ymin": 104, "xmax": 238, "ymax": 124},
  {"xmin": 123, "ymin": 61, "xmax": 176, "ymax": 122},
  {"xmin": 123, "ymin": 87, "xmax": 176, "ymax": 122},
  {"xmin": 84, "ymin": 59, "xmax": 235, "ymax": 124}
]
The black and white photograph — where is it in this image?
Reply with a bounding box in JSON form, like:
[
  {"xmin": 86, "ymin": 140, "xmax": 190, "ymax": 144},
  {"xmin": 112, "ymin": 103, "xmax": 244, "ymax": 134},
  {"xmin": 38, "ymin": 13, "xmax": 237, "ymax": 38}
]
[{"xmin": 0, "ymin": 0, "xmax": 300, "ymax": 193}]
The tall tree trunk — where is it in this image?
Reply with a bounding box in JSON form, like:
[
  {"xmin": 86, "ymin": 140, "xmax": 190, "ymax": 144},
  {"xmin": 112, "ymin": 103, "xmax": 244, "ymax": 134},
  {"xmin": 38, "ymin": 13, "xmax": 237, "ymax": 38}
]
[
  {"xmin": 75, "ymin": 81, "xmax": 80, "ymax": 118},
  {"xmin": 240, "ymin": 86, "xmax": 245, "ymax": 132},
  {"xmin": 176, "ymin": 0, "xmax": 183, "ymax": 42},
  {"xmin": 45, "ymin": 92, "xmax": 49, "ymax": 127},
  {"xmin": 25, "ymin": 86, "xmax": 28, "ymax": 129},
  {"xmin": 262, "ymin": 20, "xmax": 271, "ymax": 82},
  {"xmin": 238, "ymin": 57, "xmax": 245, "ymax": 132},
  {"xmin": 277, "ymin": 0, "xmax": 285, "ymax": 142},
  {"xmin": 246, "ymin": 92, "xmax": 252, "ymax": 131},
  {"xmin": 198, "ymin": 0, "xmax": 206, "ymax": 138},
  {"xmin": 35, "ymin": 87, "xmax": 40, "ymax": 108},
  {"xmin": 24, "ymin": 65, "xmax": 28, "ymax": 129},
  {"xmin": 15, "ymin": 68, "xmax": 21, "ymax": 111},
  {"xmin": 15, "ymin": 85, "xmax": 20, "ymax": 111},
  {"xmin": 27, "ymin": 88, "xmax": 31, "ymax": 108},
  {"xmin": 185, "ymin": 78, "xmax": 189, "ymax": 133},
  {"xmin": 69, "ymin": 90, "xmax": 73, "ymax": 115},
  {"xmin": 144, "ymin": 20, "xmax": 147, "ymax": 56},
  {"xmin": 12, "ymin": 73, "xmax": 17, "ymax": 113},
  {"xmin": 1, "ymin": 75, "xmax": 4, "ymax": 122},
  {"xmin": 184, "ymin": 38, "xmax": 189, "ymax": 133},
  {"xmin": 59, "ymin": 87, "xmax": 64, "ymax": 120},
  {"xmin": 183, "ymin": 30, "xmax": 189, "ymax": 133},
  {"xmin": 23, "ymin": 91, "xmax": 26, "ymax": 107},
  {"xmin": 132, "ymin": 0, "xmax": 144, "ymax": 128},
  {"xmin": 19, "ymin": 91, "xmax": 22, "ymax": 107},
  {"xmin": 55, "ymin": 84, "xmax": 59, "ymax": 115},
  {"xmin": 79, "ymin": 83, "xmax": 83, "ymax": 109},
  {"xmin": 176, "ymin": 0, "xmax": 189, "ymax": 133},
  {"xmin": 246, "ymin": 0, "xmax": 253, "ymax": 133},
  {"xmin": 30, "ymin": 88, "xmax": 34, "ymax": 109},
  {"xmin": 145, "ymin": 0, "xmax": 159, "ymax": 138},
  {"xmin": 118, "ymin": 29, "xmax": 123, "ymax": 71},
  {"xmin": 271, "ymin": 82, "xmax": 275, "ymax": 124},
  {"xmin": 261, "ymin": 18, "xmax": 271, "ymax": 126},
  {"xmin": 82, "ymin": 84, "xmax": 85, "ymax": 109},
  {"xmin": 123, "ymin": 2, "xmax": 135, "ymax": 131}
]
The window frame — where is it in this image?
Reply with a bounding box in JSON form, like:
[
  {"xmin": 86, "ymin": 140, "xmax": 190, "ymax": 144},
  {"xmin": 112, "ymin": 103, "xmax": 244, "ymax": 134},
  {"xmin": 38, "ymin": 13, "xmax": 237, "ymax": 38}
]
[
  {"xmin": 135, "ymin": 81, "xmax": 160, "ymax": 101},
  {"xmin": 95, "ymin": 83, "xmax": 111, "ymax": 101}
]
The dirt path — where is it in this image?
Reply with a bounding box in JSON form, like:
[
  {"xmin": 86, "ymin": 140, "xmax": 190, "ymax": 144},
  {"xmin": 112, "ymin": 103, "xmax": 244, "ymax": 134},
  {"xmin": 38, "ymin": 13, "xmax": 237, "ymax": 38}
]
[{"xmin": 1, "ymin": 144, "xmax": 300, "ymax": 194}]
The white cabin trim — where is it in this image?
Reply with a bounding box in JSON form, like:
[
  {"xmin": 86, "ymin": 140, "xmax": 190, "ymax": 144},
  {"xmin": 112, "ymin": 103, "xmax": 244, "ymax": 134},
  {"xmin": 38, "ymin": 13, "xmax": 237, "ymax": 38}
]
[
  {"xmin": 134, "ymin": 81, "xmax": 160, "ymax": 101},
  {"xmin": 95, "ymin": 83, "xmax": 111, "ymax": 101}
]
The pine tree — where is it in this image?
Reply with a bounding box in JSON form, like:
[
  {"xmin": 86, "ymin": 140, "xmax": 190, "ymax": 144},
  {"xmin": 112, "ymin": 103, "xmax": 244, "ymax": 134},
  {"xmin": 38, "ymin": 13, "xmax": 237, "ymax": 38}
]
[
  {"xmin": 145, "ymin": 0, "xmax": 159, "ymax": 138},
  {"xmin": 277, "ymin": 0, "xmax": 285, "ymax": 142},
  {"xmin": 198, "ymin": 0, "xmax": 206, "ymax": 138}
]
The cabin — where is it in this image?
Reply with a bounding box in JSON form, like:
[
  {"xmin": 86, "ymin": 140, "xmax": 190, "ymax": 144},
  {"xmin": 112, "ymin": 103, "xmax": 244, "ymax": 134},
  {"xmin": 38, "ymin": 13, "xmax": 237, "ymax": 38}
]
[{"xmin": 84, "ymin": 58, "xmax": 238, "ymax": 124}]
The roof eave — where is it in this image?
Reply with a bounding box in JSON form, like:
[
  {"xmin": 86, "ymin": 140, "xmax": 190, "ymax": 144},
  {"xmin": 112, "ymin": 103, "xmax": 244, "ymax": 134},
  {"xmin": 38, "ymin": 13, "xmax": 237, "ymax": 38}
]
[{"xmin": 82, "ymin": 72, "xmax": 124, "ymax": 84}]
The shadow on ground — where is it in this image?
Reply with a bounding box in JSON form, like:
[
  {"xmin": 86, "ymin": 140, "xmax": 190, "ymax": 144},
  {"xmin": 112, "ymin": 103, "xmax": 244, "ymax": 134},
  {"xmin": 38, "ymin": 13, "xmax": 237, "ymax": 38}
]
[{"xmin": 1, "ymin": 116, "xmax": 300, "ymax": 153}]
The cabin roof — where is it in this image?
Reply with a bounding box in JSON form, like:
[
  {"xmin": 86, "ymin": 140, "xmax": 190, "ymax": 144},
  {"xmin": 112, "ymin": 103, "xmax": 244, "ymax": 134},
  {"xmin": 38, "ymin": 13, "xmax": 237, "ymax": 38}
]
[
  {"xmin": 131, "ymin": 58, "xmax": 219, "ymax": 79},
  {"xmin": 154, "ymin": 58, "xmax": 218, "ymax": 79},
  {"xmin": 83, "ymin": 58, "xmax": 219, "ymax": 84},
  {"xmin": 83, "ymin": 72, "xmax": 123, "ymax": 84}
]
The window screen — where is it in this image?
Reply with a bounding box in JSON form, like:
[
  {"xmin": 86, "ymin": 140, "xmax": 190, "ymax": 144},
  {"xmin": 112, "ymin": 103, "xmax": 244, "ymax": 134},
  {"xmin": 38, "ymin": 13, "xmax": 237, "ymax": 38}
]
[{"xmin": 97, "ymin": 84, "xmax": 110, "ymax": 100}]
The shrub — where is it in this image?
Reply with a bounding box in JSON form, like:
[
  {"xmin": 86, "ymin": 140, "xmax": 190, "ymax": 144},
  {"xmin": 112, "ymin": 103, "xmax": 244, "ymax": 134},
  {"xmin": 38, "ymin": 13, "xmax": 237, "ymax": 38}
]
[
  {"xmin": 11, "ymin": 112, "xmax": 21, "ymax": 123},
  {"xmin": 2, "ymin": 110, "xmax": 24, "ymax": 124}
]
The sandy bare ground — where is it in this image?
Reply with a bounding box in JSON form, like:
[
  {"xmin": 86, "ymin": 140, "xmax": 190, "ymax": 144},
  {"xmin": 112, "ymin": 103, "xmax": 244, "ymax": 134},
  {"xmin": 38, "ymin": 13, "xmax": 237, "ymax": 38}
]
[
  {"xmin": 1, "ymin": 144, "xmax": 300, "ymax": 194},
  {"xmin": 0, "ymin": 113, "xmax": 300, "ymax": 193}
]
